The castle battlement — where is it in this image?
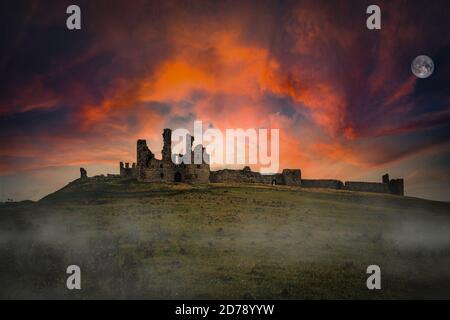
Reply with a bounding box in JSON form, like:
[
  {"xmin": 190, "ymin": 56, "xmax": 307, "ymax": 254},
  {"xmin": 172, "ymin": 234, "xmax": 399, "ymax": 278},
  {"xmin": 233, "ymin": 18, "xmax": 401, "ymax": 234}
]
[{"xmin": 119, "ymin": 161, "xmax": 136, "ymax": 178}]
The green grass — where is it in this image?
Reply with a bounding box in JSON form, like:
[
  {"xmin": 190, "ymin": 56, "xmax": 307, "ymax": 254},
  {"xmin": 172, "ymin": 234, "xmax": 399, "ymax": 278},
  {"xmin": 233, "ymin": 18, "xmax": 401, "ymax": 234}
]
[{"xmin": 1, "ymin": 177, "xmax": 449, "ymax": 299}]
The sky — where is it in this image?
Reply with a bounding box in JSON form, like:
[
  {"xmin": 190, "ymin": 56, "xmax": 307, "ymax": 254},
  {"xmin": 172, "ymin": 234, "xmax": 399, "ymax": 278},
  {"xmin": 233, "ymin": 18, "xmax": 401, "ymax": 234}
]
[{"xmin": 0, "ymin": 0, "xmax": 449, "ymax": 202}]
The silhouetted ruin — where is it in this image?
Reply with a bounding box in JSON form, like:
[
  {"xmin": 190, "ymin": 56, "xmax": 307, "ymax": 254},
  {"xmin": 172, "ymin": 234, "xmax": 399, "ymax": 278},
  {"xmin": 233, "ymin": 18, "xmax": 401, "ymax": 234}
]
[
  {"xmin": 135, "ymin": 129, "xmax": 210, "ymax": 183},
  {"xmin": 80, "ymin": 168, "xmax": 87, "ymax": 179},
  {"xmin": 120, "ymin": 162, "xmax": 136, "ymax": 178},
  {"xmin": 88, "ymin": 128, "xmax": 404, "ymax": 196}
]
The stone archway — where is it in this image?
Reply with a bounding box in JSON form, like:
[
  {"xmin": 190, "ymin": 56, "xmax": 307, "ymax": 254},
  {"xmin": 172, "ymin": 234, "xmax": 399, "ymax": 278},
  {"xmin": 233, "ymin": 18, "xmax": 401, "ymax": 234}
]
[
  {"xmin": 271, "ymin": 179, "xmax": 277, "ymax": 186},
  {"xmin": 174, "ymin": 172, "xmax": 182, "ymax": 182}
]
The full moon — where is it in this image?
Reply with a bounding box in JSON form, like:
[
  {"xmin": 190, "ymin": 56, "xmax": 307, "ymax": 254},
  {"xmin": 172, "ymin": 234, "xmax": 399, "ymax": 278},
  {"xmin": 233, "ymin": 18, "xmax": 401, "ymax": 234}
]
[{"xmin": 411, "ymin": 55, "xmax": 434, "ymax": 78}]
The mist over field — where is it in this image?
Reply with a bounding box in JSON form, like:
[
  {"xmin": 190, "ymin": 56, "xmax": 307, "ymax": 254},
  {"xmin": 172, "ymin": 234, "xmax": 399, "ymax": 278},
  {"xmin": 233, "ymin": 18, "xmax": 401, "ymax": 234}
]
[{"xmin": 1, "ymin": 178, "xmax": 449, "ymax": 299}]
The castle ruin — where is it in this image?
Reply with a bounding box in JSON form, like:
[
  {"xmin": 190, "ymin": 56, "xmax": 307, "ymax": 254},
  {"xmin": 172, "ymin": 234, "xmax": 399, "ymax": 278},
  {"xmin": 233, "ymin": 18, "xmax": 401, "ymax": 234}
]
[
  {"xmin": 119, "ymin": 162, "xmax": 136, "ymax": 178},
  {"xmin": 134, "ymin": 129, "xmax": 210, "ymax": 183},
  {"xmin": 117, "ymin": 128, "xmax": 404, "ymax": 196}
]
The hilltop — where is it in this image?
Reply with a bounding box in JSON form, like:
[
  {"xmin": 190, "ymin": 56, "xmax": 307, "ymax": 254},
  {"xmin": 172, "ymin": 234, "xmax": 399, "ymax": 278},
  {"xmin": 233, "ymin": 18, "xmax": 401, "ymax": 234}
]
[{"xmin": 1, "ymin": 177, "xmax": 449, "ymax": 299}]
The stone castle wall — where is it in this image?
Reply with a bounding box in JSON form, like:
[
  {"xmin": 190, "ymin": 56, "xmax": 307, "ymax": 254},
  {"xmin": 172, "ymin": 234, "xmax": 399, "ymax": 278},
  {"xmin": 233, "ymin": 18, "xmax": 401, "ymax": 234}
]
[
  {"xmin": 129, "ymin": 128, "xmax": 404, "ymax": 196},
  {"xmin": 210, "ymin": 168, "xmax": 278, "ymax": 184},
  {"xmin": 343, "ymin": 181, "xmax": 391, "ymax": 194},
  {"xmin": 140, "ymin": 158, "xmax": 177, "ymax": 183},
  {"xmin": 389, "ymin": 179, "xmax": 404, "ymax": 196},
  {"xmin": 182, "ymin": 163, "xmax": 210, "ymax": 184},
  {"xmin": 210, "ymin": 167, "xmax": 301, "ymax": 186},
  {"xmin": 301, "ymin": 176, "xmax": 404, "ymax": 196},
  {"xmin": 301, "ymin": 179, "xmax": 344, "ymax": 189}
]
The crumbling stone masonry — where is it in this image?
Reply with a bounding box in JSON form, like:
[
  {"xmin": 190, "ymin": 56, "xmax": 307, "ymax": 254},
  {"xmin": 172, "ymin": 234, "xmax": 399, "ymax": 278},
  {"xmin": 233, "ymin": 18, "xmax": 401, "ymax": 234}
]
[
  {"xmin": 134, "ymin": 129, "xmax": 301, "ymax": 186},
  {"xmin": 301, "ymin": 179, "xmax": 343, "ymax": 189},
  {"xmin": 343, "ymin": 174, "xmax": 404, "ymax": 195},
  {"xmin": 136, "ymin": 129, "xmax": 210, "ymax": 183},
  {"xmin": 126, "ymin": 128, "xmax": 405, "ymax": 196},
  {"xmin": 80, "ymin": 168, "xmax": 87, "ymax": 179},
  {"xmin": 210, "ymin": 167, "xmax": 301, "ymax": 186},
  {"xmin": 343, "ymin": 181, "xmax": 391, "ymax": 193},
  {"xmin": 119, "ymin": 162, "xmax": 136, "ymax": 178},
  {"xmin": 301, "ymin": 174, "xmax": 404, "ymax": 196},
  {"xmin": 380, "ymin": 173, "xmax": 404, "ymax": 195}
]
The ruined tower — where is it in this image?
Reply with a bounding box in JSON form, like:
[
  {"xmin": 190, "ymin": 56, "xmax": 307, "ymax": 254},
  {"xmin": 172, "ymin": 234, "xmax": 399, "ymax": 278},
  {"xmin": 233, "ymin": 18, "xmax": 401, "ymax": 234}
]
[
  {"xmin": 137, "ymin": 139, "xmax": 154, "ymax": 180},
  {"xmin": 137, "ymin": 140, "xmax": 149, "ymax": 167},
  {"xmin": 382, "ymin": 173, "xmax": 404, "ymax": 196},
  {"xmin": 120, "ymin": 161, "xmax": 136, "ymax": 177},
  {"xmin": 80, "ymin": 168, "xmax": 87, "ymax": 179},
  {"xmin": 162, "ymin": 129, "xmax": 172, "ymax": 161}
]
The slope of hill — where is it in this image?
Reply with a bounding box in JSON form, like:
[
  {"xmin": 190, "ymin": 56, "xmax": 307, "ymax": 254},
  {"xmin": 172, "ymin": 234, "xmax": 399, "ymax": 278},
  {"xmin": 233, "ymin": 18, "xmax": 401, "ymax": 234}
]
[{"xmin": 1, "ymin": 177, "xmax": 449, "ymax": 299}]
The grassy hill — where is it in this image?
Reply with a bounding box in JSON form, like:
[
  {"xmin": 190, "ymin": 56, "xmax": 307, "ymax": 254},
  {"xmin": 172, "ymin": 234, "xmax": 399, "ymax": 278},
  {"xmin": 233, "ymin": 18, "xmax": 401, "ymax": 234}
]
[{"xmin": 1, "ymin": 177, "xmax": 449, "ymax": 299}]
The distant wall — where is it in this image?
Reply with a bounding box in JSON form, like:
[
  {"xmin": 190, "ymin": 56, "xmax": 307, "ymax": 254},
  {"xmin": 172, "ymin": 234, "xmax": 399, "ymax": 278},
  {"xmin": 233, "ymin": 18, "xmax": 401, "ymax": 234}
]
[
  {"xmin": 343, "ymin": 181, "xmax": 391, "ymax": 194},
  {"xmin": 210, "ymin": 167, "xmax": 301, "ymax": 186},
  {"xmin": 282, "ymin": 169, "xmax": 302, "ymax": 186},
  {"xmin": 389, "ymin": 179, "xmax": 404, "ymax": 196},
  {"xmin": 210, "ymin": 168, "xmax": 277, "ymax": 184},
  {"xmin": 301, "ymin": 175, "xmax": 404, "ymax": 196},
  {"xmin": 301, "ymin": 179, "xmax": 343, "ymax": 189}
]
